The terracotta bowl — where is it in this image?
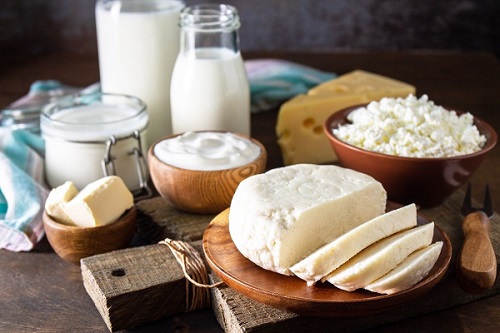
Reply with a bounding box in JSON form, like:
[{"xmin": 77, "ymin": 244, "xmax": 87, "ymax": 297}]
[
  {"xmin": 43, "ymin": 206, "xmax": 137, "ymax": 265},
  {"xmin": 324, "ymin": 105, "xmax": 497, "ymax": 208},
  {"xmin": 148, "ymin": 132, "xmax": 267, "ymax": 214}
]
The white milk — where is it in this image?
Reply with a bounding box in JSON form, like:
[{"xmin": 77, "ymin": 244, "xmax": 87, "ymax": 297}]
[
  {"xmin": 170, "ymin": 47, "xmax": 250, "ymax": 135},
  {"xmin": 42, "ymin": 98, "xmax": 149, "ymax": 192},
  {"xmin": 96, "ymin": 0, "xmax": 184, "ymax": 147}
]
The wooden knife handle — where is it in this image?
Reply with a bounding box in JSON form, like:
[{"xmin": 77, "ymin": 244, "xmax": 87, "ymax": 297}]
[{"xmin": 457, "ymin": 211, "xmax": 497, "ymax": 294}]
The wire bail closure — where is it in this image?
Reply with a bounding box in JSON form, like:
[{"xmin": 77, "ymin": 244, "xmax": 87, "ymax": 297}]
[{"xmin": 102, "ymin": 130, "xmax": 152, "ymax": 200}]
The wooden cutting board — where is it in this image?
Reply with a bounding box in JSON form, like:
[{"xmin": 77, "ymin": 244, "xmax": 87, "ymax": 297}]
[
  {"xmin": 82, "ymin": 192, "xmax": 500, "ymax": 332},
  {"xmin": 209, "ymin": 189, "xmax": 500, "ymax": 332}
]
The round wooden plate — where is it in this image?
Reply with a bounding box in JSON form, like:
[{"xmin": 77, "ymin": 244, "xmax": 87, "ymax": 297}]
[{"xmin": 203, "ymin": 202, "xmax": 452, "ymax": 317}]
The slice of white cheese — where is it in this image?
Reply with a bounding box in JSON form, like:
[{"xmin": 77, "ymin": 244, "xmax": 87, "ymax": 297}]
[
  {"xmin": 291, "ymin": 204, "xmax": 417, "ymax": 285},
  {"xmin": 63, "ymin": 176, "xmax": 134, "ymax": 227},
  {"xmin": 45, "ymin": 181, "xmax": 79, "ymax": 225},
  {"xmin": 325, "ymin": 222, "xmax": 434, "ymax": 291},
  {"xmin": 229, "ymin": 164, "xmax": 387, "ymax": 276},
  {"xmin": 365, "ymin": 241, "xmax": 443, "ymax": 294},
  {"xmin": 276, "ymin": 70, "xmax": 416, "ymax": 165}
]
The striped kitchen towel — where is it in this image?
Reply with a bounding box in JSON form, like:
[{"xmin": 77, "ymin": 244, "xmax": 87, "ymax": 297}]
[
  {"xmin": 245, "ymin": 59, "xmax": 336, "ymax": 112},
  {"xmin": 0, "ymin": 128, "xmax": 48, "ymax": 251}
]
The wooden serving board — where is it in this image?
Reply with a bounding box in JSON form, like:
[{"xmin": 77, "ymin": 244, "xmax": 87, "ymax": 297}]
[
  {"xmin": 82, "ymin": 192, "xmax": 500, "ymax": 332},
  {"xmin": 208, "ymin": 188, "xmax": 500, "ymax": 332},
  {"xmin": 203, "ymin": 206, "xmax": 452, "ymax": 317}
]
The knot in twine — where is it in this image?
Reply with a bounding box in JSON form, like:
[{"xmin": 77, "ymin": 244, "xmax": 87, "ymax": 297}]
[{"xmin": 159, "ymin": 238, "xmax": 223, "ymax": 312}]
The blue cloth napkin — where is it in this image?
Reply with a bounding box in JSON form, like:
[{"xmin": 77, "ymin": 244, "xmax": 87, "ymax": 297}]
[
  {"xmin": 0, "ymin": 129, "xmax": 48, "ymax": 251},
  {"xmin": 245, "ymin": 59, "xmax": 336, "ymax": 112},
  {"xmin": 0, "ymin": 59, "xmax": 334, "ymax": 251}
]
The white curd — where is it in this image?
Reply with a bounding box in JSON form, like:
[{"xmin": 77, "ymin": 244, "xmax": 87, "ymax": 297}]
[
  {"xmin": 333, "ymin": 94, "xmax": 486, "ymax": 158},
  {"xmin": 153, "ymin": 131, "xmax": 260, "ymax": 171}
]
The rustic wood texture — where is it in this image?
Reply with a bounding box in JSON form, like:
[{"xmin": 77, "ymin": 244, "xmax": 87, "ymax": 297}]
[
  {"xmin": 147, "ymin": 134, "xmax": 267, "ymax": 214},
  {"xmin": 0, "ymin": 52, "xmax": 499, "ymax": 332},
  {"xmin": 458, "ymin": 211, "xmax": 497, "ymax": 293},
  {"xmin": 81, "ymin": 242, "xmax": 204, "ymax": 332},
  {"xmin": 135, "ymin": 197, "xmax": 216, "ymax": 243},
  {"xmin": 80, "ymin": 198, "xmax": 218, "ymax": 332},
  {"xmin": 209, "ymin": 188, "xmax": 500, "ymax": 332}
]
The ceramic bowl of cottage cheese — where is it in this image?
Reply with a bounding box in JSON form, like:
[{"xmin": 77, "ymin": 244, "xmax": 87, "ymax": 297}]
[
  {"xmin": 148, "ymin": 131, "xmax": 267, "ymax": 214},
  {"xmin": 324, "ymin": 95, "xmax": 497, "ymax": 207}
]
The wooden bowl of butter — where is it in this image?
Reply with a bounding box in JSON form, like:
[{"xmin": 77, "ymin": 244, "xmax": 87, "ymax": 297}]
[
  {"xmin": 148, "ymin": 131, "xmax": 267, "ymax": 214},
  {"xmin": 42, "ymin": 176, "xmax": 137, "ymax": 265}
]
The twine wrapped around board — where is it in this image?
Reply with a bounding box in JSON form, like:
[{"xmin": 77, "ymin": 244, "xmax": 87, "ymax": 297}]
[{"xmin": 159, "ymin": 238, "xmax": 224, "ymax": 312}]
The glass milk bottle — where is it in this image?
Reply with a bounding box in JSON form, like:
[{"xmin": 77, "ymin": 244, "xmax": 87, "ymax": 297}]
[
  {"xmin": 96, "ymin": 0, "xmax": 185, "ymax": 147},
  {"xmin": 170, "ymin": 4, "xmax": 250, "ymax": 135}
]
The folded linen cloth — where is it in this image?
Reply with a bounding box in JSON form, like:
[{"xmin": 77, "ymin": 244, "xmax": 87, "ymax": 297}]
[
  {"xmin": 0, "ymin": 129, "xmax": 48, "ymax": 251},
  {"xmin": 245, "ymin": 59, "xmax": 336, "ymax": 112}
]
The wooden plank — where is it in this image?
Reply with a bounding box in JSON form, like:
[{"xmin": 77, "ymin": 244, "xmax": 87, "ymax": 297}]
[
  {"xmin": 81, "ymin": 176, "xmax": 500, "ymax": 332},
  {"xmin": 135, "ymin": 196, "xmax": 216, "ymax": 243},
  {"xmin": 81, "ymin": 198, "xmax": 216, "ymax": 332}
]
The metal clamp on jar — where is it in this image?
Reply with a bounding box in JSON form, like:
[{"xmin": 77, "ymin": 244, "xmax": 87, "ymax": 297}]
[{"xmin": 41, "ymin": 93, "xmax": 151, "ymax": 198}]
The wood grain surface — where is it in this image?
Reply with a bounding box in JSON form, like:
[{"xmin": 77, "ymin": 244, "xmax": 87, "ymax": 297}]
[{"xmin": 0, "ymin": 51, "xmax": 499, "ymax": 332}]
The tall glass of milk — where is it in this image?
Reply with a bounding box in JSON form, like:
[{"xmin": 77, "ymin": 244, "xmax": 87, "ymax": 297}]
[
  {"xmin": 96, "ymin": 0, "xmax": 185, "ymax": 147},
  {"xmin": 170, "ymin": 4, "xmax": 250, "ymax": 135}
]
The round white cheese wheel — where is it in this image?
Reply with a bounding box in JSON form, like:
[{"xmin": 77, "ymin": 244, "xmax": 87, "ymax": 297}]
[{"xmin": 228, "ymin": 164, "xmax": 387, "ymax": 276}]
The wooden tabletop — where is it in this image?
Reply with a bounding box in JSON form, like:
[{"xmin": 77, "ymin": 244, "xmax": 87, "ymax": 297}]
[{"xmin": 0, "ymin": 51, "xmax": 499, "ymax": 332}]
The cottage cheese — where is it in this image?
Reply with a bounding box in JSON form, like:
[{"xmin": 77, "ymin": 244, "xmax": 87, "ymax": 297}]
[{"xmin": 333, "ymin": 94, "xmax": 486, "ymax": 158}]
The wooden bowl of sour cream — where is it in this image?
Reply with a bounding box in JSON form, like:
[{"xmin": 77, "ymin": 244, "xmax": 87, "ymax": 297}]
[{"xmin": 148, "ymin": 131, "xmax": 267, "ymax": 214}]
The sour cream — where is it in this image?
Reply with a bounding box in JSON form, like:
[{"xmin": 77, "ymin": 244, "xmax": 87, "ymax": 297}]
[{"xmin": 153, "ymin": 131, "xmax": 261, "ymax": 171}]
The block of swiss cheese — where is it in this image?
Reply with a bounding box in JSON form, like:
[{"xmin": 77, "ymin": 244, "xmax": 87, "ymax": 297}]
[
  {"xmin": 291, "ymin": 203, "xmax": 417, "ymax": 285},
  {"xmin": 229, "ymin": 164, "xmax": 387, "ymax": 276},
  {"xmin": 325, "ymin": 222, "xmax": 434, "ymax": 291},
  {"xmin": 276, "ymin": 70, "xmax": 416, "ymax": 165}
]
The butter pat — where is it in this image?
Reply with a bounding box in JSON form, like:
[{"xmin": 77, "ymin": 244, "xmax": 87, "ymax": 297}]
[
  {"xmin": 325, "ymin": 222, "xmax": 434, "ymax": 291},
  {"xmin": 229, "ymin": 164, "xmax": 387, "ymax": 276},
  {"xmin": 63, "ymin": 176, "xmax": 134, "ymax": 227},
  {"xmin": 291, "ymin": 204, "xmax": 417, "ymax": 285},
  {"xmin": 45, "ymin": 181, "xmax": 79, "ymax": 225},
  {"xmin": 365, "ymin": 241, "xmax": 443, "ymax": 294},
  {"xmin": 276, "ymin": 70, "xmax": 415, "ymax": 165}
]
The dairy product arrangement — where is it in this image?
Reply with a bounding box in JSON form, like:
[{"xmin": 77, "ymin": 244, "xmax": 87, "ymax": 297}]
[
  {"xmin": 228, "ymin": 164, "xmax": 442, "ymax": 294},
  {"xmin": 276, "ymin": 70, "xmax": 416, "ymax": 165}
]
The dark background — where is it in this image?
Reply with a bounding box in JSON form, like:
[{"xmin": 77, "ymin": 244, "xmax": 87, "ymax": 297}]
[{"xmin": 1, "ymin": 0, "xmax": 498, "ymax": 57}]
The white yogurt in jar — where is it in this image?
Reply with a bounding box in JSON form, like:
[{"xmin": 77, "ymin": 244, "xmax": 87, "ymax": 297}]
[
  {"xmin": 41, "ymin": 94, "xmax": 149, "ymax": 191},
  {"xmin": 153, "ymin": 131, "xmax": 260, "ymax": 171}
]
